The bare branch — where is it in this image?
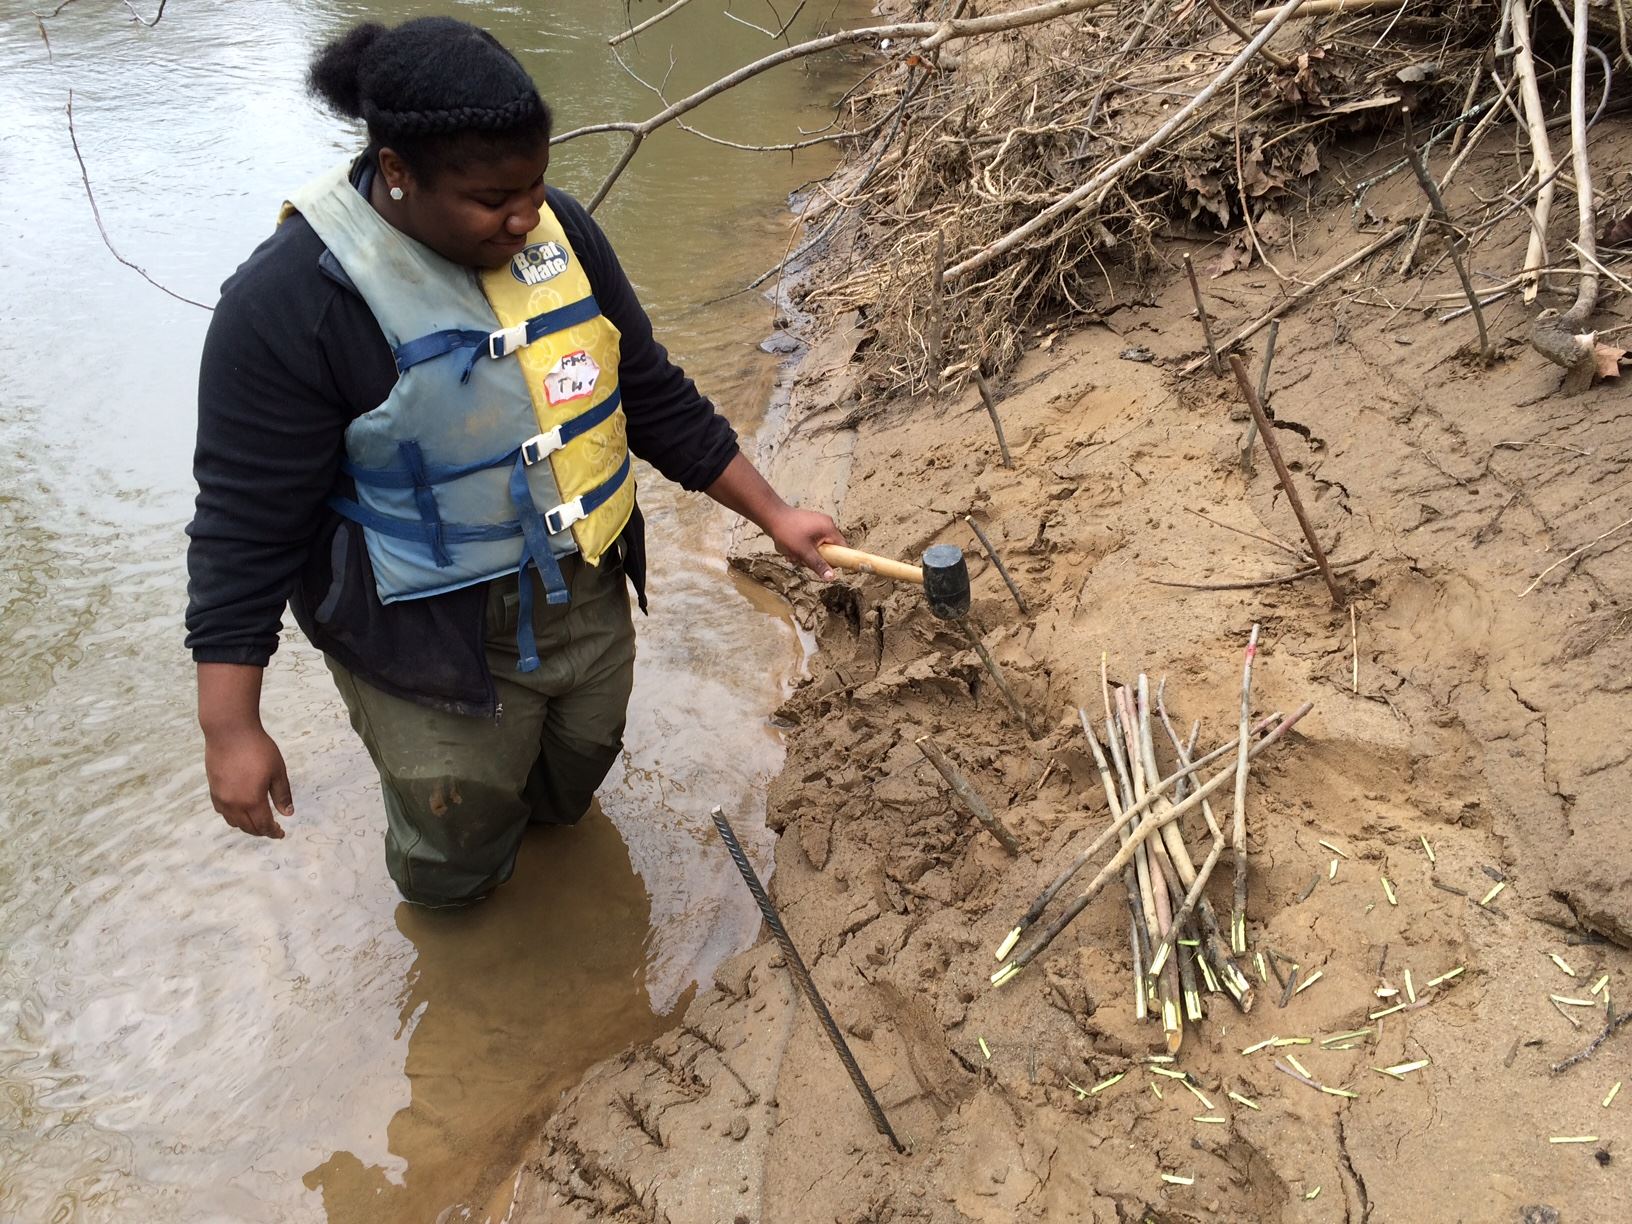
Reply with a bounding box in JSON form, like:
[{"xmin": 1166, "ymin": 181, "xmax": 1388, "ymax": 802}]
[
  {"xmin": 65, "ymin": 91, "xmax": 212, "ymax": 311},
  {"xmin": 609, "ymin": 0, "xmax": 698, "ymax": 47},
  {"xmin": 556, "ymin": 0, "xmax": 1115, "ymax": 211},
  {"xmin": 725, "ymin": 0, "xmax": 809, "ymax": 41},
  {"xmin": 122, "ymin": 0, "xmax": 168, "ymax": 25},
  {"xmin": 944, "ymin": 0, "xmax": 1309, "ymax": 283}
]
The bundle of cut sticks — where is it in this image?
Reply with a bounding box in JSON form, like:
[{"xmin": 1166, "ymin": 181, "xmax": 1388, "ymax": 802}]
[{"xmin": 992, "ymin": 625, "xmax": 1313, "ymax": 1052}]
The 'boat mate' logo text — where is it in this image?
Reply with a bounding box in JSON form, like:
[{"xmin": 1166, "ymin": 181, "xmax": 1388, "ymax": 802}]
[{"xmin": 510, "ymin": 241, "xmax": 569, "ymax": 286}]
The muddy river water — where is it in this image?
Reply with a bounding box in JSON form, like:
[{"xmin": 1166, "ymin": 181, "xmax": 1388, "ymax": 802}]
[{"xmin": 0, "ymin": 2, "xmax": 861, "ymax": 1219}]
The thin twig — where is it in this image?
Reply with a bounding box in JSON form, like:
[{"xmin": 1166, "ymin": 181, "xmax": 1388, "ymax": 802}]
[
  {"xmin": 1519, "ymin": 514, "xmax": 1632, "ymax": 597},
  {"xmin": 927, "ymin": 229, "xmax": 946, "ymax": 391},
  {"xmin": 121, "ymin": 0, "xmax": 167, "ymax": 25},
  {"xmin": 1150, "ymin": 555, "xmax": 1369, "ymax": 591},
  {"xmin": 1241, "ymin": 319, "xmax": 1279, "ymax": 471},
  {"xmin": 1399, "ymin": 106, "xmax": 1492, "ymax": 364},
  {"xmin": 1550, "ymin": 1007, "xmax": 1630, "ymax": 1073},
  {"xmin": 609, "ymin": 0, "xmax": 698, "ymax": 46},
  {"xmin": 1181, "ymin": 228, "xmax": 1409, "ymax": 376},
  {"xmin": 1186, "ymin": 507, "xmax": 1307, "ymax": 561},
  {"xmin": 65, "ymin": 92, "xmax": 212, "ymax": 311}
]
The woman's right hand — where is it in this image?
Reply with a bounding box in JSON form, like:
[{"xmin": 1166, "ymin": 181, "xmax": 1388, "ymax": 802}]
[
  {"xmin": 204, "ymin": 724, "xmax": 293, "ymax": 838},
  {"xmin": 198, "ymin": 662, "xmax": 291, "ymax": 838}
]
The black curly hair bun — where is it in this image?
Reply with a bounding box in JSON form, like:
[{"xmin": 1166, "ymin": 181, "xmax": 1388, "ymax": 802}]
[
  {"xmin": 306, "ymin": 17, "xmax": 552, "ymax": 178},
  {"xmin": 307, "ymin": 22, "xmax": 387, "ymax": 121}
]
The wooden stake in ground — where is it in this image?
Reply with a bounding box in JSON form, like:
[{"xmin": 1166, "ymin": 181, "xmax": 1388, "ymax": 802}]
[
  {"xmin": 916, "ymin": 735, "xmax": 1022, "ymax": 854},
  {"xmin": 1228, "ymin": 355, "xmax": 1346, "ymax": 607},
  {"xmin": 1241, "ymin": 319, "xmax": 1278, "ymax": 474},
  {"xmin": 1509, "ymin": 0, "xmax": 1557, "ymax": 304},
  {"xmin": 965, "ymin": 514, "xmax": 1029, "ymax": 614},
  {"xmin": 1183, "ymin": 252, "xmax": 1222, "ymax": 375},
  {"xmin": 926, "ymin": 230, "xmax": 946, "ymax": 391},
  {"xmin": 972, "ymin": 372, "xmax": 1014, "ymax": 469},
  {"xmin": 1231, "ymin": 624, "xmax": 1260, "ymax": 954}
]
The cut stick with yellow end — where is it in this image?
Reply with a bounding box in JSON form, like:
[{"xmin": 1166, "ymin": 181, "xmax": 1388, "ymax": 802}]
[
  {"xmin": 1319, "ymin": 840, "xmax": 1350, "ymax": 859},
  {"xmin": 1228, "ymin": 1090, "xmax": 1261, "ymax": 1110},
  {"xmin": 1382, "ymin": 1059, "xmax": 1430, "ymax": 1076},
  {"xmin": 1426, "ymin": 966, "xmax": 1464, "ymax": 988},
  {"xmin": 1319, "ymin": 1085, "xmax": 1358, "ymax": 1099},
  {"xmin": 1590, "ymin": 974, "xmax": 1609, "ymax": 996},
  {"xmin": 1285, "ymin": 1054, "xmax": 1312, "ymax": 1079},
  {"xmin": 978, "ymin": 1037, "xmax": 991, "ymax": 1060},
  {"xmin": 1294, "ymin": 970, "xmax": 1324, "ymax": 995},
  {"xmin": 995, "ymin": 927, "xmax": 1021, "ymax": 962},
  {"xmin": 1305, "ymin": 1187, "xmax": 1322, "ymax": 1200},
  {"xmin": 1148, "ymin": 1065, "xmax": 1188, "ymax": 1080},
  {"xmin": 1242, "ymin": 1036, "xmax": 1279, "ymax": 1055},
  {"xmin": 1550, "ymin": 995, "xmax": 1598, "ymax": 1007},
  {"xmin": 1161, "ymin": 1173, "xmax": 1195, "ymax": 1186},
  {"xmin": 1550, "ymin": 953, "xmax": 1578, "ymax": 977},
  {"xmin": 1405, "ymin": 969, "xmax": 1416, "ymax": 1004},
  {"xmin": 1065, "ymin": 1077, "xmax": 1090, "ymax": 1100},
  {"xmin": 1329, "ymin": 858, "xmax": 1339, "ymax": 880},
  {"xmin": 1194, "ymin": 1115, "xmax": 1228, "ymax": 1125},
  {"xmin": 1090, "ymin": 1072, "xmax": 1125, "ymax": 1095},
  {"xmin": 1151, "ymin": 1082, "xmax": 1164, "ymax": 1100},
  {"xmin": 1381, "ymin": 875, "xmax": 1398, "ymax": 906},
  {"xmin": 1369, "ymin": 1002, "xmax": 1409, "ymax": 1020},
  {"xmin": 1182, "ymin": 1080, "xmax": 1215, "ymax": 1111},
  {"xmin": 1548, "ymin": 1135, "xmax": 1598, "ymax": 1144},
  {"xmin": 1479, "ymin": 881, "xmax": 1507, "ymax": 906},
  {"xmin": 1419, "ymin": 835, "xmax": 1435, "ymax": 863},
  {"xmin": 991, "ymin": 962, "xmax": 1020, "ymax": 988},
  {"xmin": 1604, "ymin": 1082, "xmax": 1622, "ymax": 1108}
]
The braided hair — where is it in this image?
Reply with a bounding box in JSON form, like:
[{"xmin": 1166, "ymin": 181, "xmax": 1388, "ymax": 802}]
[{"xmin": 308, "ymin": 18, "xmax": 552, "ymax": 180}]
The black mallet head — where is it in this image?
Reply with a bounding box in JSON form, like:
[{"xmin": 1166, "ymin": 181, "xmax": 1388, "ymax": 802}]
[{"xmin": 922, "ymin": 545, "xmax": 970, "ymax": 621}]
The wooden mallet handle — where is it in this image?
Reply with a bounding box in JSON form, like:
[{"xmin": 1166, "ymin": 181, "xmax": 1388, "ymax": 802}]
[{"xmin": 818, "ymin": 544, "xmax": 924, "ymax": 585}]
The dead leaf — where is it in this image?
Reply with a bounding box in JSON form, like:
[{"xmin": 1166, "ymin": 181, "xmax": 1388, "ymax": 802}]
[
  {"xmin": 1210, "ymin": 233, "xmax": 1251, "ymax": 278},
  {"xmin": 1297, "ymin": 140, "xmax": 1321, "ymax": 178},
  {"xmin": 1255, "ymin": 210, "xmax": 1289, "ymax": 248},
  {"xmin": 1603, "ymin": 211, "xmax": 1632, "ymax": 246},
  {"xmin": 1594, "ymin": 342, "xmax": 1625, "ymax": 379}
]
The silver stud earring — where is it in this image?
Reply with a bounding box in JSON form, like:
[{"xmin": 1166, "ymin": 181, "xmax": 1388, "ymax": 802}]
[{"xmin": 389, "ymin": 186, "xmax": 405, "ymax": 201}]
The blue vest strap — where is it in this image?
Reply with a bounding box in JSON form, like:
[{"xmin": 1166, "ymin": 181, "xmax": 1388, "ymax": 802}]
[
  {"xmin": 544, "ymin": 454, "xmax": 632, "ymax": 536},
  {"xmin": 392, "ymin": 295, "xmax": 604, "ymax": 383},
  {"xmin": 327, "ymin": 497, "xmax": 525, "ymax": 547},
  {"xmin": 343, "ymin": 388, "xmax": 624, "ymax": 488},
  {"xmin": 508, "ymin": 455, "xmax": 569, "ymax": 672}
]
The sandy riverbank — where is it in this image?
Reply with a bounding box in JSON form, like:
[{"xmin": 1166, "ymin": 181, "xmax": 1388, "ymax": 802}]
[{"xmin": 507, "ymin": 14, "xmax": 1632, "ymax": 1223}]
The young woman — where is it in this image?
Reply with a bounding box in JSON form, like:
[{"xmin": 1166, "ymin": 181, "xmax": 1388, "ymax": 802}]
[{"xmin": 186, "ymin": 17, "xmax": 841, "ymax": 907}]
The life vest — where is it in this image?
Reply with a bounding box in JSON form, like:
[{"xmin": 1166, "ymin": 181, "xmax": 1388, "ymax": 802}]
[{"xmin": 283, "ymin": 164, "xmax": 634, "ymax": 672}]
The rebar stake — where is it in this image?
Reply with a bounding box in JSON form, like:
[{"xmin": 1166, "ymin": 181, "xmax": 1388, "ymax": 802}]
[{"xmin": 711, "ymin": 807, "xmax": 906, "ymax": 1153}]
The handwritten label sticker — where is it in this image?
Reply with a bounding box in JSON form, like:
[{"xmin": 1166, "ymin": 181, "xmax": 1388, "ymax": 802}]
[{"xmin": 543, "ymin": 349, "xmax": 600, "ymax": 407}]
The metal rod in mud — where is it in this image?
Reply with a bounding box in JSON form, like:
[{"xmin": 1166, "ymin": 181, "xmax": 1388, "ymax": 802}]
[
  {"xmin": 1241, "ymin": 319, "xmax": 1278, "ymax": 473},
  {"xmin": 710, "ymin": 807, "xmax": 906, "ymax": 1153},
  {"xmin": 916, "ymin": 735, "xmax": 1022, "ymax": 855},
  {"xmin": 1227, "ymin": 355, "xmax": 1345, "ymax": 608},
  {"xmin": 973, "ymin": 372, "xmax": 1014, "ymax": 469},
  {"xmin": 964, "ymin": 514, "xmax": 1029, "ymax": 615},
  {"xmin": 1182, "ymin": 252, "xmax": 1223, "ymax": 376}
]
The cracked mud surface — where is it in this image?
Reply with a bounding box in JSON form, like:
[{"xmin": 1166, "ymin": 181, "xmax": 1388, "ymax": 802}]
[{"xmin": 509, "ymin": 128, "xmax": 1632, "ymax": 1222}]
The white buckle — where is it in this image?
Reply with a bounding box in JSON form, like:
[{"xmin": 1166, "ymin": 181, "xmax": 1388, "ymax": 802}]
[
  {"xmin": 487, "ymin": 322, "xmax": 528, "ymax": 360},
  {"xmin": 545, "ymin": 497, "xmax": 587, "ymax": 535},
  {"xmin": 519, "ymin": 427, "xmax": 565, "ymax": 465}
]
